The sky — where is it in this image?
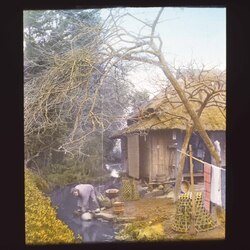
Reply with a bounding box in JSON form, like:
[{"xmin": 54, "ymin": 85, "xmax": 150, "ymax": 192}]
[
  {"xmin": 24, "ymin": 8, "xmax": 226, "ymax": 95},
  {"xmin": 111, "ymin": 7, "xmax": 226, "ymax": 69},
  {"xmin": 101, "ymin": 7, "xmax": 226, "ymax": 94}
]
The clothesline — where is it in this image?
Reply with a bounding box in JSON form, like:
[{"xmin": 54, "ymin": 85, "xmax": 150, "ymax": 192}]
[{"xmin": 177, "ymin": 149, "xmax": 226, "ymax": 171}]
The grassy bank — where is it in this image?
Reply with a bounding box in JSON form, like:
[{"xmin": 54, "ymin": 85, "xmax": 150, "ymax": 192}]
[{"xmin": 25, "ymin": 169, "xmax": 78, "ymax": 244}]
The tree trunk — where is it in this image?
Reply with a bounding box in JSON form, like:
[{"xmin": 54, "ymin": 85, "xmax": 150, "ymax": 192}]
[
  {"xmin": 174, "ymin": 94, "xmax": 214, "ymax": 202},
  {"xmin": 157, "ymin": 53, "xmax": 221, "ymax": 166},
  {"xmin": 174, "ymin": 124, "xmax": 192, "ymax": 202}
]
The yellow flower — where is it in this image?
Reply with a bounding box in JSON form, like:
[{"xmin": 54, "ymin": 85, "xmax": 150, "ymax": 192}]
[{"xmin": 25, "ymin": 169, "xmax": 76, "ymax": 244}]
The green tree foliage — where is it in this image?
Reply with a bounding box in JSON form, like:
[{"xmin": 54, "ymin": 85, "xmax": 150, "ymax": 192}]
[
  {"xmin": 24, "ymin": 10, "xmax": 101, "ymax": 72},
  {"xmin": 24, "ymin": 10, "xmax": 103, "ymax": 170}
]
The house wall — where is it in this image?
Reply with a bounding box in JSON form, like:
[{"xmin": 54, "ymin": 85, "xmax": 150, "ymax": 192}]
[
  {"xmin": 127, "ymin": 134, "xmax": 140, "ymax": 179},
  {"xmin": 183, "ymin": 133, "xmax": 206, "ymax": 174},
  {"xmin": 120, "ymin": 136, "xmax": 128, "ymax": 172},
  {"xmin": 175, "ymin": 130, "xmax": 185, "ymax": 175},
  {"xmin": 139, "ymin": 134, "xmax": 150, "ymax": 179},
  {"xmin": 151, "ymin": 130, "xmax": 167, "ymax": 181},
  {"xmin": 124, "ymin": 129, "xmax": 225, "ymax": 181},
  {"xmin": 139, "ymin": 130, "xmax": 176, "ymax": 182},
  {"xmin": 182, "ymin": 130, "xmax": 226, "ymax": 174}
]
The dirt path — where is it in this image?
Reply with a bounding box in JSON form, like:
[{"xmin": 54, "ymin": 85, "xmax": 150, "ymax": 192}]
[{"xmin": 108, "ymin": 196, "xmax": 225, "ymax": 241}]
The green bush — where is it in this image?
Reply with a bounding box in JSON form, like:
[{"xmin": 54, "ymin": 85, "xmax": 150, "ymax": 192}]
[
  {"xmin": 25, "ymin": 169, "xmax": 77, "ymax": 244},
  {"xmin": 116, "ymin": 221, "xmax": 165, "ymax": 241},
  {"xmin": 30, "ymin": 171, "xmax": 50, "ymax": 193},
  {"xmin": 42, "ymin": 163, "xmax": 110, "ymax": 188}
]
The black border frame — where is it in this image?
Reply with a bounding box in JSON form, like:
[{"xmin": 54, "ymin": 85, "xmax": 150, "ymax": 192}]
[{"xmin": 2, "ymin": 0, "xmax": 250, "ymax": 249}]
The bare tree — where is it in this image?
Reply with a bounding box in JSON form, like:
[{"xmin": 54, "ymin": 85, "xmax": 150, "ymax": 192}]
[
  {"xmin": 171, "ymin": 66, "xmax": 225, "ymax": 201},
  {"xmin": 102, "ymin": 8, "xmax": 224, "ymax": 166},
  {"xmin": 24, "ymin": 10, "xmax": 150, "ymax": 172},
  {"xmin": 99, "ymin": 8, "xmax": 226, "ymax": 202},
  {"xmin": 24, "ymin": 8, "xmax": 225, "ymax": 192},
  {"xmin": 24, "ymin": 10, "xmax": 106, "ymax": 168}
]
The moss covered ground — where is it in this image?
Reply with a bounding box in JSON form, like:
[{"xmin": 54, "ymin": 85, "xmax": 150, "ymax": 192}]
[{"xmin": 114, "ymin": 196, "xmax": 225, "ymax": 241}]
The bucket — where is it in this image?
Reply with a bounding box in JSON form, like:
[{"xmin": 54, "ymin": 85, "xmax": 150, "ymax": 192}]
[
  {"xmin": 105, "ymin": 189, "xmax": 119, "ymax": 199},
  {"xmin": 181, "ymin": 180, "xmax": 190, "ymax": 193},
  {"xmin": 113, "ymin": 201, "xmax": 125, "ymax": 215}
]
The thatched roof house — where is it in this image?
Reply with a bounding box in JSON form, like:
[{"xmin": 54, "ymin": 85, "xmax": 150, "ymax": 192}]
[
  {"xmin": 113, "ymin": 72, "xmax": 226, "ymax": 182},
  {"xmin": 125, "ymin": 96, "xmax": 225, "ymax": 133}
]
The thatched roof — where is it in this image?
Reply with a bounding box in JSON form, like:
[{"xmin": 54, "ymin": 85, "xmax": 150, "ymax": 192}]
[
  {"xmin": 112, "ymin": 70, "xmax": 226, "ymax": 137},
  {"xmin": 125, "ymin": 105, "xmax": 226, "ymax": 133}
]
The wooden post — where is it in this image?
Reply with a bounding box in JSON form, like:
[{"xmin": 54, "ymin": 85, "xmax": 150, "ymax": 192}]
[
  {"xmin": 174, "ymin": 124, "xmax": 192, "ymax": 202},
  {"xmin": 189, "ymin": 144, "xmax": 196, "ymax": 235}
]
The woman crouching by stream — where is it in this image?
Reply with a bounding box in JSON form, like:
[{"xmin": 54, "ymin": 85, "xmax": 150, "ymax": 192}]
[{"xmin": 71, "ymin": 184, "xmax": 101, "ymax": 214}]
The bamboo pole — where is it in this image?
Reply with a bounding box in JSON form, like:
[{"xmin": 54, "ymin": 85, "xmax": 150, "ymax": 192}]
[
  {"xmin": 174, "ymin": 124, "xmax": 192, "ymax": 202},
  {"xmin": 189, "ymin": 144, "xmax": 196, "ymax": 235}
]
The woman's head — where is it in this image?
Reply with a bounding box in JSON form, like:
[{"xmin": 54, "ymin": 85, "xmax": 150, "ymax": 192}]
[{"xmin": 71, "ymin": 187, "xmax": 80, "ymax": 197}]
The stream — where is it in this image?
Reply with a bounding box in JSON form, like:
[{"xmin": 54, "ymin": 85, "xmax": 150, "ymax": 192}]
[{"xmin": 50, "ymin": 180, "xmax": 121, "ymax": 243}]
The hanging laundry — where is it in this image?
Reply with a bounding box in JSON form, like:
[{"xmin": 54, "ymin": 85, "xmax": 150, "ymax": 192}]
[
  {"xmin": 221, "ymin": 168, "xmax": 226, "ymax": 208},
  {"xmin": 204, "ymin": 163, "xmax": 211, "ymax": 211},
  {"xmin": 210, "ymin": 165, "xmax": 222, "ymax": 206}
]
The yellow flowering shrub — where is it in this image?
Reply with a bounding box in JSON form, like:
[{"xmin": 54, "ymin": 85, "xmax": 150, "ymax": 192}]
[
  {"xmin": 116, "ymin": 220, "xmax": 166, "ymax": 241},
  {"xmin": 25, "ymin": 169, "xmax": 77, "ymax": 245}
]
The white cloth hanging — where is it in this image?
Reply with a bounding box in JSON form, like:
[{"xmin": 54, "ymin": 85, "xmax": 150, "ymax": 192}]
[{"xmin": 210, "ymin": 165, "xmax": 222, "ymax": 206}]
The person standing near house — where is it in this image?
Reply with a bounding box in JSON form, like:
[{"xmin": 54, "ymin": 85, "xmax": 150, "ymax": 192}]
[{"xmin": 71, "ymin": 184, "xmax": 101, "ymax": 214}]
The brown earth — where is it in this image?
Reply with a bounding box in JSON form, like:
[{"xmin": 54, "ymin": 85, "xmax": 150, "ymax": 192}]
[{"xmin": 106, "ymin": 195, "xmax": 225, "ymax": 241}]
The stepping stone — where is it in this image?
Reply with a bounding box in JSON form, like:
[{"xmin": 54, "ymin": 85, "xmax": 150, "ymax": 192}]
[{"xmin": 94, "ymin": 212, "xmax": 116, "ymax": 221}]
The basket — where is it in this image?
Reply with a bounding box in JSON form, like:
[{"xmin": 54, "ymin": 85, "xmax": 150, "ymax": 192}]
[
  {"xmin": 113, "ymin": 201, "xmax": 125, "ymax": 215},
  {"xmin": 105, "ymin": 188, "xmax": 119, "ymax": 199}
]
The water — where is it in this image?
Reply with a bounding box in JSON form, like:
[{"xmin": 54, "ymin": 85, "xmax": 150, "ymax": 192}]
[{"xmin": 50, "ymin": 184, "xmax": 118, "ymax": 243}]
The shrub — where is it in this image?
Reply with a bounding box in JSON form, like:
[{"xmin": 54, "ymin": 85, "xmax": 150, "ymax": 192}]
[
  {"xmin": 116, "ymin": 221, "xmax": 166, "ymax": 241},
  {"xmin": 43, "ymin": 163, "xmax": 110, "ymax": 189},
  {"xmin": 29, "ymin": 171, "xmax": 50, "ymax": 193},
  {"xmin": 25, "ymin": 169, "xmax": 77, "ymax": 245}
]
